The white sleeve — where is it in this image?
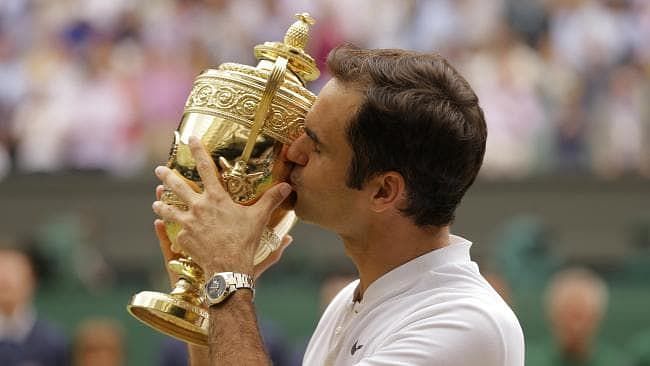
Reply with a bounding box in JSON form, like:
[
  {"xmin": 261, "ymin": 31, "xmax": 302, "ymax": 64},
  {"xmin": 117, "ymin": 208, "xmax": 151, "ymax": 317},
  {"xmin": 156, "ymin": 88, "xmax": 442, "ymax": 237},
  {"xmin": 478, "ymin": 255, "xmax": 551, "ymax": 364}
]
[{"xmin": 353, "ymin": 302, "xmax": 522, "ymax": 366}]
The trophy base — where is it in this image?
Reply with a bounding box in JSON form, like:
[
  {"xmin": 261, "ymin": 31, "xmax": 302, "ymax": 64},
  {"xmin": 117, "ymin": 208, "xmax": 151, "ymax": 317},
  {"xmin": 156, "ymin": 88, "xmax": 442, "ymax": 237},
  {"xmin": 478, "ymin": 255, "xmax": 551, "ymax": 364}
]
[{"xmin": 127, "ymin": 291, "xmax": 209, "ymax": 346}]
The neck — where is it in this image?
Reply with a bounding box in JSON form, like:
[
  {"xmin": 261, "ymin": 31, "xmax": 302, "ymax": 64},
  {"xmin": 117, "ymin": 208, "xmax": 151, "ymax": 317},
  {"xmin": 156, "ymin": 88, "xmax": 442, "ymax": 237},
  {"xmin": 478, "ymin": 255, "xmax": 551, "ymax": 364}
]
[
  {"xmin": 561, "ymin": 338, "xmax": 592, "ymax": 363},
  {"xmin": 0, "ymin": 305, "xmax": 17, "ymax": 318},
  {"xmin": 0, "ymin": 303, "xmax": 31, "ymax": 321},
  {"xmin": 341, "ymin": 221, "xmax": 450, "ymax": 301}
]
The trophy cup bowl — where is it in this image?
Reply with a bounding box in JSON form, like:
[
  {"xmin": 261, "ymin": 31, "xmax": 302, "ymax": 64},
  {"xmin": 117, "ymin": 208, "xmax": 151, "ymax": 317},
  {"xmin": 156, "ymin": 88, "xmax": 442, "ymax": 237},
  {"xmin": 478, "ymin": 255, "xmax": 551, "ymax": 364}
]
[{"xmin": 127, "ymin": 13, "xmax": 319, "ymax": 346}]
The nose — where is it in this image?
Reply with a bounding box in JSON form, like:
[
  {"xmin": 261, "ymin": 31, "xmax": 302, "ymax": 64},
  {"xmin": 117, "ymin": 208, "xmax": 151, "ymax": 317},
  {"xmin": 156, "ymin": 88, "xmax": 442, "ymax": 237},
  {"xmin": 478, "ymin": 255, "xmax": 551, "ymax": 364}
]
[{"xmin": 286, "ymin": 133, "xmax": 309, "ymax": 166}]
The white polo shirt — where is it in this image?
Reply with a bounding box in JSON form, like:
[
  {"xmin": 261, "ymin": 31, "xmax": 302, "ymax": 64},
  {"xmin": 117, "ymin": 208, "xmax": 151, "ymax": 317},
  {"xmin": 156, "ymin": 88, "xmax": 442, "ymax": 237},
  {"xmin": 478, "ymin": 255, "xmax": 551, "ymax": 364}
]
[{"xmin": 302, "ymin": 235, "xmax": 525, "ymax": 366}]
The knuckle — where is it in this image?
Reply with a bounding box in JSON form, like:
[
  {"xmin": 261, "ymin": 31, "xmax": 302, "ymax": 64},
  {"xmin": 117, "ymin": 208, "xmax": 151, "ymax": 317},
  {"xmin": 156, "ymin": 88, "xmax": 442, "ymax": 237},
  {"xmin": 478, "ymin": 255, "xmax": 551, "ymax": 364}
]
[
  {"xmin": 263, "ymin": 190, "xmax": 282, "ymax": 209},
  {"xmin": 206, "ymin": 189, "xmax": 221, "ymax": 201},
  {"xmin": 190, "ymin": 203, "xmax": 203, "ymax": 216},
  {"xmin": 163, "ymin": 205, "xmax": 176, "ymax": 218},
  {"xmin": 171, "ymin": 179, "xmax": 183, "ymax": 191},
  {"xmin": 197, "ymin": 159, "xmax": 211, "ymax": 172}
]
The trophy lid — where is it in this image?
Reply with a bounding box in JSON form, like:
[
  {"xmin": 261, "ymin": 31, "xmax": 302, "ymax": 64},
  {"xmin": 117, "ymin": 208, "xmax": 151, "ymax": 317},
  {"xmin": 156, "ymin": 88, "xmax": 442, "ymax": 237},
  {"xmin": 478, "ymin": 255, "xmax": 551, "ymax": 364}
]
[{"xmin": 254, "ymin": 13, "xmax": 320, "ymax": 84}]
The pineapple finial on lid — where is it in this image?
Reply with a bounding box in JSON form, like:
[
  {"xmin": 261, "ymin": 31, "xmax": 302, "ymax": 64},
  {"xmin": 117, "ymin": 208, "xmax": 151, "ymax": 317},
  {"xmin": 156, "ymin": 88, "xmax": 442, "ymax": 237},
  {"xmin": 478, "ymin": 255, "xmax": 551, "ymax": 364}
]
[{"xmin": 284, "ymin": 13, "xmax": 316, "ymax": 50}]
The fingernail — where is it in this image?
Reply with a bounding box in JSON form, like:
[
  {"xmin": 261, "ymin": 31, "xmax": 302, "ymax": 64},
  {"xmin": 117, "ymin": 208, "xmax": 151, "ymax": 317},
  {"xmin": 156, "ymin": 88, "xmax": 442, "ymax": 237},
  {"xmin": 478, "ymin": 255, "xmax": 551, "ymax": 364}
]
[
  {"xmin": 154, "ymin": 166, "xmax": 164, "ymax": 176},
  {"xmin": 280, "ymin": 183, "xmax": 292, "ymax": 196},
  {"xmin": 152, "ymin": 201, "xmax": 161, "ymax": 210}
]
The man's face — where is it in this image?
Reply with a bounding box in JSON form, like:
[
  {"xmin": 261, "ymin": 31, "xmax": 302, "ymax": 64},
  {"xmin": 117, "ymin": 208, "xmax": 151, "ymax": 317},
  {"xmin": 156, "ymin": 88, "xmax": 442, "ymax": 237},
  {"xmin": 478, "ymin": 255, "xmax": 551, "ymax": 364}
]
[
  {"xmin": 549, "ymin": 285, "xmax": 602, "ymax": 350},
  {"xmin": 0, "ymin": 250, "xmax": 35, "ymax": 315},
  {"xmin": 285, "ymin": 79, "xmax": 366, "ymax": 234}
]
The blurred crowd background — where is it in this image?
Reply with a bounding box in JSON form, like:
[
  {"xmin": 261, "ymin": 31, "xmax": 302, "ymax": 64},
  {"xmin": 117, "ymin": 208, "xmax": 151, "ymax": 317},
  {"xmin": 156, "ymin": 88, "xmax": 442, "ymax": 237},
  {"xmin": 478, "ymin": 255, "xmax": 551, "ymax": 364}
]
[
  {"xmin": 1, "ymin": 0, "xmax": 649, "ymax": 180},
  {"xmin": 0, "ymin": 0, "xmax": 649, "ymax": 365}
]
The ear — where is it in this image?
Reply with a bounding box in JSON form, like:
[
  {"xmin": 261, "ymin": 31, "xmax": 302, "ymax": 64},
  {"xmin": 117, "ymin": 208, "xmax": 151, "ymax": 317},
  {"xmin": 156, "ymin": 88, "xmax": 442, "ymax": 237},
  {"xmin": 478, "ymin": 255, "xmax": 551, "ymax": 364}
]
[{"xmin": 368, "ymin": 172, "xmax": 406, "ymax": 213}]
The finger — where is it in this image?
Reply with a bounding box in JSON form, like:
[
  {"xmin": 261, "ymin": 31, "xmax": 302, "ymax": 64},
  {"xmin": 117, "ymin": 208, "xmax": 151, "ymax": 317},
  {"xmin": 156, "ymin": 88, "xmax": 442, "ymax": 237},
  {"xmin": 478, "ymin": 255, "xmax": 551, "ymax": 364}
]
[
  {"xmin": 277, "ymin": 234, "xmax": 293, "ymax": 255},
  {"xmin": 254, "ymin": 183, "xmax": 292, "ymax": 217},
  {"xmin": 154, "ymin": 166, "xmax": 198, "ymax": 205},
  {"xmin": 188, "ymin": 136, "xmax": 223, "ymax": 196},
  {"xmin": 154, "ymin": 219, "xmax": 181, "ymax": 285},
  {"xmin": 156, "ymin": 185, "xmax": 165, "ymax": 200},
  {"xmin": 155, "ymin": 219, "xmax": 178, "ymax": 261},
  {"xmin": 152, "ymin": 200, "xmax": 189, "ymax": 223},
  {"xmin": 254, "ymin": 235, "xmax": 293, "ymax": 279}
]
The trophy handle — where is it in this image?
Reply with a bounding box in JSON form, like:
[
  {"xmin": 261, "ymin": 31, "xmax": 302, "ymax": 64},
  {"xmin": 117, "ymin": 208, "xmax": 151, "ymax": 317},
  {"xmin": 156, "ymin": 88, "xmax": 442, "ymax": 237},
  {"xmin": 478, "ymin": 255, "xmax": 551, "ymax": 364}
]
[
  {"xmin": 219, "ymin": 55, "xmax": 289, "ymax": 204},
  {"xmin": 239, "ymin": 56, "xmax": 288, "ymax": 163}
]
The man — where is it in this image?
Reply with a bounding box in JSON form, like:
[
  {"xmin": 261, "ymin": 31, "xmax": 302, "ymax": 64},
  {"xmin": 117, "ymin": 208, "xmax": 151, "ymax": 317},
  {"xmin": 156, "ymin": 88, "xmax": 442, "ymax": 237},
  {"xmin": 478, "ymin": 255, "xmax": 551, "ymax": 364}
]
[
  {"xmin": 0, "ymin": 245, "xmax": 69, "ymax": 366},
  {"xmin": 152, "ymin": 44, "xmax": 525, "ymax": 365},
  {"xmin": 73, "ymin": 318, "xmax": 125, "ymax": 366},
  {"xmin": 527, "ymin": 267, "xmax": 631, "ymax": 366}
]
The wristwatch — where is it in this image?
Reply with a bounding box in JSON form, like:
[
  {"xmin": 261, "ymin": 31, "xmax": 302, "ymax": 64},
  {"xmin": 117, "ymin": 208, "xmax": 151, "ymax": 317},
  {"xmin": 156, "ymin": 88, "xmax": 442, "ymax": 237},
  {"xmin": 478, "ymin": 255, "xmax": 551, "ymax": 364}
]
[{"xmin": 204, "ymin": 272, "xmax": 254, "ymax": 306}]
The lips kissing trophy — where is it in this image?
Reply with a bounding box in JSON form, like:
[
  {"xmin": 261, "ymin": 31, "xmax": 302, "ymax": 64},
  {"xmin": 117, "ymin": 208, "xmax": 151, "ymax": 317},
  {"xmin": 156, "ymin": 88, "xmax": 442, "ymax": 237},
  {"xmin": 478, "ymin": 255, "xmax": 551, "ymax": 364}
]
[{"xmin": 127, "ymin": 13, "xmax": 319, "ymax": 346}]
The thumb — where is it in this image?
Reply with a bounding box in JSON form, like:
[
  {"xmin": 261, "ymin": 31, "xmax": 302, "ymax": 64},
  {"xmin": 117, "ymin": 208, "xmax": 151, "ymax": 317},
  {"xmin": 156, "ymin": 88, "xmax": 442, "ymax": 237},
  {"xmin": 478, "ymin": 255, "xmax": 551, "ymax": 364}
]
[{"xmin": 256, "ymin": 182, "xmax": 292, "ymax": 216}]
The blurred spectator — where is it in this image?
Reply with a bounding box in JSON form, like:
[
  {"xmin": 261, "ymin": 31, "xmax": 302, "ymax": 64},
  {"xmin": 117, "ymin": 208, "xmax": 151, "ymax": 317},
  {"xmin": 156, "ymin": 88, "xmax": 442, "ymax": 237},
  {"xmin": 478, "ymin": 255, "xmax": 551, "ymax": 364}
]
[
  {"xmin": 527, "ymin": 267, "xmax": 632, "ymax": 366},
  {"xmin": 136, "ymin": 46, "xmax": 193, "ymax": 165},
  {"xmin": 73, "ymin": 318, "xmax": 125, "ymax": 366},
  {"xmin": 590, "ymin": 63, "xmax": 650, "ymax": 178},
  {"xmin": 0, "ymin": 23, "xmax": 27, "ymax": 177},
  {"xmin": 464, "ymin": 26, "xmax": 549, "ymax": 178},
  {"xmin": 0, "ymin": 244, "xmax": 69, "ymax": 366},
  {"xmin": 505, "ymin": 0, "xmax": 549, "ymax": 47},
  {"xmin": 546, "ymin": 0, "xmax": 633, "ymax": 73},
  {"xmin": 63, "ymin": 34, "xmax": 138, "ymax": 174}
]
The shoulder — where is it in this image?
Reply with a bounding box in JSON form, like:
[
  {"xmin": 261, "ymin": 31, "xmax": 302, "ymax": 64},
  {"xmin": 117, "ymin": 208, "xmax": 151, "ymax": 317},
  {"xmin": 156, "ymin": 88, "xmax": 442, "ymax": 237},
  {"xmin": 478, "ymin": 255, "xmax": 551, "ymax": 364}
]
[
  {"xmin": 24, "ymin": 318, "xmax": 70, "ymax": 364},
  {"xmin": 408, "ymin": 296, "xmax": 523, "ymax": 363},
  {"xmin": 359, "ymin": 267, "xmax": 525, "ymax": 366},
  {"xmin": 354, "ymin": 295, "xmax": 524, "ymax": 366}
]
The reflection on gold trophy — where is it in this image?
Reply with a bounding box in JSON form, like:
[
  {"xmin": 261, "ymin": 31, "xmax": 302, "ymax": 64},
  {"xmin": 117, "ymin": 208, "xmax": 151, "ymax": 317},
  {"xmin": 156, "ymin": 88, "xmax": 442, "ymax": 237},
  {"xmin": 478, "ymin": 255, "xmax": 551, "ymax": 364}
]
[{"xmin": 127, "ymin": 13, "xmax": 319, "ymax": 346}]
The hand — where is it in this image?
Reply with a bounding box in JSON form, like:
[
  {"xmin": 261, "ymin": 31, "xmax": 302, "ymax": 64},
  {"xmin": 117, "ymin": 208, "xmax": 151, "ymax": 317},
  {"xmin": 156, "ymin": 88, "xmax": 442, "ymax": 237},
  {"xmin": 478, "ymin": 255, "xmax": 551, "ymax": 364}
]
[
  {"xmin": 154, "ymin": 214, "xmax": 292, "ymax": 282},
  {"xmin": 152, "ymin": 136, "xmax": 293, "ymax": 276}
]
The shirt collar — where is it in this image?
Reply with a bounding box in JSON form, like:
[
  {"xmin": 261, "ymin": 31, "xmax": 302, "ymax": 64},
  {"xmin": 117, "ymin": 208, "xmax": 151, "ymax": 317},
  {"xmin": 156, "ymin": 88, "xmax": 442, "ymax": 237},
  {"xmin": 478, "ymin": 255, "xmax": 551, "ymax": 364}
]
[
  {"xmin": 0, "ymin": 306, "xmax": 36, "ymax": 343},
  {"xmin": 354, "ymin": 234, "xmax": 473, "ymax": 309}
]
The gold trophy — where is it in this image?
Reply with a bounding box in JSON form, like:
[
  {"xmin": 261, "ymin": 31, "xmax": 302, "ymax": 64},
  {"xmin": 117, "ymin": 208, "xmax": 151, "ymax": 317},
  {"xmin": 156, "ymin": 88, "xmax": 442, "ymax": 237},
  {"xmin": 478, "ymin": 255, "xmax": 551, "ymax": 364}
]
[{"xmin": 127, "ymin": 13, "xmax": 319, "ymax": 346}]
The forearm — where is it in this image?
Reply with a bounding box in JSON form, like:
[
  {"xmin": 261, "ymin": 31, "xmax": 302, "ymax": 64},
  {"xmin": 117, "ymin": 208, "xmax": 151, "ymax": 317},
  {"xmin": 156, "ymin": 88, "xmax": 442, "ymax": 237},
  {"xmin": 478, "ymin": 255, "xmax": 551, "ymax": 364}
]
[
  {"xmin": 208, "ymin": 290, "xmax": 270, "ymax": 366},
  {"xmin": 188, "ymin": 344, "xmax": 209, "ymax": 366}
]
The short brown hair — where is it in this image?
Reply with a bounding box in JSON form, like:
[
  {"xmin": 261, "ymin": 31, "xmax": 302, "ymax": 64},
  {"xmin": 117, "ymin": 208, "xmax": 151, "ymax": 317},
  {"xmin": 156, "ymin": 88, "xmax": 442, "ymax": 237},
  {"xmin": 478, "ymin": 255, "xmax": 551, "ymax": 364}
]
[{"xmin": 327, "ymin": 44, "xmax": 487, "ymax": 226}]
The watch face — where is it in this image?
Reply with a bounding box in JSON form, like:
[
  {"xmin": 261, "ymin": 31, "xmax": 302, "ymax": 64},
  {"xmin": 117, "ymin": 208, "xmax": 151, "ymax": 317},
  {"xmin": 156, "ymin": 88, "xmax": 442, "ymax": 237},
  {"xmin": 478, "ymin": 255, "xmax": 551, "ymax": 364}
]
[{"xmin": 206, "ymin": 275, "xmax": 227, "ymax": 299}]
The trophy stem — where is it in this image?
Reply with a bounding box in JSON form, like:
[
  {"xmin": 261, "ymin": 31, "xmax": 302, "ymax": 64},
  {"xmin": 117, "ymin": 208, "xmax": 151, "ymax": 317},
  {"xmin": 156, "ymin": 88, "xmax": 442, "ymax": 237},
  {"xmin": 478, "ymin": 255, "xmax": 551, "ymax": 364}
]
[
  {"xmin": 168, "ymin": 257, "xmax": 205, "ymax": 305},
  {"xmin": 127, "ymin": 256, "xmax": 210, "ymax": 346}
]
